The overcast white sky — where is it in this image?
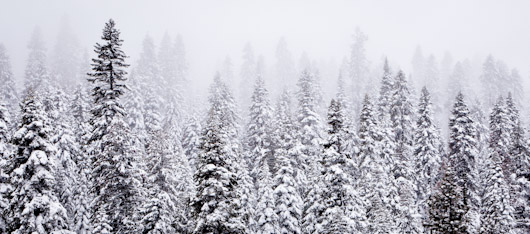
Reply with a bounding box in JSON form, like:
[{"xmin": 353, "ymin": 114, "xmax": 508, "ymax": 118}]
[{"xmin": 1, "ymin": 0, "xmax": 529, "ymax": 89}]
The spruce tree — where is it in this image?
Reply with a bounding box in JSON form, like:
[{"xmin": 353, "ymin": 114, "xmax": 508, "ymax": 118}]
[
  {"xmin": 245, "ymin": 75, "xmax": 274, "ymax": 187},
  {"xmin": 357, "ymin": 95, "xmax": 395, "ymax": 233},
  {"xmin": 0, "ymin": 44, "xmax": 18, "ymax": 116},
  {"xmin": 319, "ymin": 99, "xmax": 365, "ymax": 232},
  {"xmin": 296, "ymin": 69, "xmax": 323, "ymax": 184},
  {"xmin": 6, "ymin": 92, "xmax": 71, "ymax": 233},
  {"xmin": 87, "ymin": 19, "xmax": 142, "ymax": 234},
  {"xmin": 272, "ymin": 90, "xmax": 303, "ymax": 234},
  {"xmin": 140, "ymin": 129, "xmax": 189, "ymax": 233},
  {"xmin": 192, "ymin": 75, "xmax": 246, "ymax": 234},
  {"xmin": 377, "ymin": 58, "xmax": 394, "ymax": 122},
  {"xmin": 427, "ymin": 159, "xmax": 469, "ymax": 234},
  {"xmin": 255, "ymin": 162, "xmax": 279, "ymax": 234},
  {"xmin": 414, "ymin": 87, "xmax": 443, "ymax": 210},
  {"xmin": 70, "ymin": 85, "xmax": 92, "ymax": 234},
  {"xmin": 0, "ymin": 97, "xmax": 12, "ymax": 232},
  {"xmin": 182, "ymin": 116, "xmax": 202, "ymax": 173},
  {"xmin": 209, "ymin": 74, "xmax": 255, "ymax": 230},
  {"xmin": 448, "ymin": 92, "xmax": 480, "ymax": 232},
  {"xmin": 53, "ymin": 107, "xmax": 82, "ymax": 229},
  {"xmin": 480, "ymin": 152, "xmax": 515, "ymax": 234},
  {"xmin": 390, "ymin": 71, "xmax": 422, "ymax": 233}
]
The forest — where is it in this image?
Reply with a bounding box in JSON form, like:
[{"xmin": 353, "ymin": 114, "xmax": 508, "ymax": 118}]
[{"xmin": 0, "ymin": 7, "xmax": 529, "ymax": 234}]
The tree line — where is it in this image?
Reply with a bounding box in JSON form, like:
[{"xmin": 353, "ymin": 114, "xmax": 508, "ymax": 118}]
[{"xmin": 0, "ymin": 19, "xmax": 528, "ymax": 234}]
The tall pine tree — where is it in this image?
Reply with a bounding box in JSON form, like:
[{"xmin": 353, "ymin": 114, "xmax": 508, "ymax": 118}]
[
  {"xmin": 87, "ymin": 19, "xmax": 143, "ymax": 234},
  {"xmin": 6, "ymin": 92, "xmax": 71, "ymax": 233}
]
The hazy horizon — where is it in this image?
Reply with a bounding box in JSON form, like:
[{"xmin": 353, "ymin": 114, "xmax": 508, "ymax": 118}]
[{"xmin": 1, "ymin": 0, "xmax": 530, "ymax": 98}]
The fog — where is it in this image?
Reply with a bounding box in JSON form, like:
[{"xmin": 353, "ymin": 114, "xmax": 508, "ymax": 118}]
[
  {"xmin": 2, "ymin": 2, "xmax": 530, "ymax": 233},
  {"xmin": 1, "ymin": 0, "xmax": 530, "ymax": 97}
]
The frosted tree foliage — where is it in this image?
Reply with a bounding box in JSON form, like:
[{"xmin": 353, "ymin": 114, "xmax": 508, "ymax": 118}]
[{"xmin": 0, "ymin": 10, "xmax": 527, "ymax": 234}]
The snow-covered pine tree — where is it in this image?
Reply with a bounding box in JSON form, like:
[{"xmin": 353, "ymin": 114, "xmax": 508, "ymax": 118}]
[
  {"xmin": 414, "ymin": 87, "xmax": 443, "ymax": 216},
  {"xmin": 158, "ymin": 32, "xmax": 175, "ymax": 88},
  {"xmin": 87, "ymin": 19, "xmax": 143, "ymax": 234},
  {"xmin": 336, "ymin": 69, "xmax": 358, "ymax": 165},
  {"xmin": 357, "ymin": 95, "xmax": 395, "ymax": 233},
  {"xmin": 245, "ymin": 75, "xmax": 274, "ymax": 188},
  {"xmin": 53, "ymin": 101, "xmax": 82, "ymax": 230},
  {"xmin": 182, "ymin": 116, "xmax": 202, "ymax": 173},
  {"xmin": 210, "ymin": 74, "xmax": 255, "ymax": 230},
  {"xmin": 0, "ymin": 97, "xmax": 12, "ymax": 232},
  {"xmin": 480, "ymin": 55, "xmax": 500, "ymax": 107},
  {"xmin": 480, "ymin": 149, "xmax": 516, "ymax": 233},
  {"xmin": 271, "ymin": 89, "xmax": 303, "ymax": 234},
  {"xmin": 69, "ymin": 78, "xmax": 92, "ymax": 234},
  {"xmin": 192, "ymin": 74, "xmax": 246, "ymax": 234},
  {"xmin": 390, "ymin": 70, "xmax": 415, "ymax": 168},
  {"xmin": 255, "ymin": 161, "xmax": 279, "ymax": 234},
  {"xmin": 296, "ymin": 69, "xmax": 323, "ymax": 184},
  {"xmin": 319, "ymin": 99, "xmax": 365, "ymax": 233},
  {"xmin": 348, "ymin": 28, "xmax": 369, "ymax": 113},
  {"xmin": 427, "ymin": 158, "xmax": 469, "ymax": 234},
  {"xmin": 0, "ymin": 44, "xmax": 18, "ymax": 118},
  {"xmin": 506, "ymin": 94, "xmax": 530, "ymax": 233},
  {"xmin": 377, "ymin": 58, "xmax": 394, "ymax": 122},
  {"xmin": 389, "ymin": 70, "xmax": 423, "ymax": 233},
  {"xmin": 0, "ymin": 99, "xmax": 10, "ymax": 161},
  {"xmin": 273, "ymin": 149, "xmax": 302, "ymax": 234},
  {"xmin": 489, "ymin": 97, "xmax": 511, "ymax": 167},
  {"xmin": 6, "ymin": 91, "xmax": 72, "ymax": 233},
  {"xmin": 141, "ymin": 129, "xmax": 190, "ymax": 233},
  {"xmin": 134, "ymin": 35, "xmax": 164, "ymax": 135},
  {"xmin": 448, "ymin": 92, "xmax": 480, "ymax": 232}
]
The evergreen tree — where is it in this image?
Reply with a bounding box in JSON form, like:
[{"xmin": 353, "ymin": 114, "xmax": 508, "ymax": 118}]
[
  {"xmin": 6, "ymin": 92, "xmax": 71, "ymax": 233},
  {"xmin": 336, "ymin": 72, "xmax": 358, "ymax": 165},
  {"xmin": 0, "ymin": 44, "xmax": 18, "ymax": 116},
  {"xmin": 390, "ymin": 70, "xmax": 415, "ymax": 165},
  {"xmin": 427, "ymin": 159, "xmax": 469, "ymax": 234},
  {"xmin": 87, "ymin": 19, "xmax": 142, "ymax": 234},
  {"xmin": 448, "ymin": 92, "xmax": 480, "ymax": 232},
  {"xmin": 141, "ymin": 129, "xmax": 190, "ymax": 233},
  {"xmin": 192, "ymin": 75, "xmax": 246, "ymax": 234},
  {"xmin": 0, "ymin": 97, "xmax": 12, "ymax": 232},
  {"xmin": 272, "ymin": 90, "xmax": 303, "ymax": 234},
  {"xmin": 411, "ymin": 46, "xmax": 426, "ymax": 88},
  {"xmin": 53, "ymin": 106, "xmax": 82, "ymax": 230},
  {"xmin": 296, "ymin": 69, "xmax": 323, "ymax": 183},
  {"xmin": 414, "ymin": 87, "xmax": 443, "ymax": 208},
  {"xmin": 480, "ymin": 55, "xmax": 500, "ymax": 107},
  {"xmin": 390, "ymin": 71, "xmax": 423, "ymax": 233},
  {"xmin": 357, "ymin": 95, "xmax": 396, "ymax": 233},
  {"xmin": 480, "ymin": 151, "xmax": 516, "ymax": 234},
  {"xmin": 255, "ymin": 162, "xmax": 279, "ymax": 234},
  {"xmin": 182, "ymin": 116, "xmax": 202, "ymax": 173},
  {"xmin": 274, "ymin": 37, "xmax": 296, "ymax": 92},
  {"xmin": 377, "ymin": 58, "xmax": 393, "ymax": 122},
  {"xmin": 348, "ymin": 28, "xmax": 369, "ymax": 112},
  {"xmin": 318, "ymin": 99, "xmax": 365, "ymax": 232},
  {"xmin": 70, "ymin": 85, "xmax": 92, "ymax": 234},
  {"xmin": 245, "ymin": 75, "xmax": 274, "ymax": 187},
  {"xmin": 506, "ymin": 97, "xmax": 530, "ymax": 233}
]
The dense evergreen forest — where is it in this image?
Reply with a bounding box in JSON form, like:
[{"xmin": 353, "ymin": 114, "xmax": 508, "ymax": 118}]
[{"xmin": 0, "ymin": 19, "xmax": 528, "ymax": 234}]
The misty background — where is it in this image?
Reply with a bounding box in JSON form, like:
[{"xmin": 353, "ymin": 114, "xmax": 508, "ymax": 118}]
[{"xmin": 1, "ymin": 0, "xmax": 529, "ymax": 109}]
